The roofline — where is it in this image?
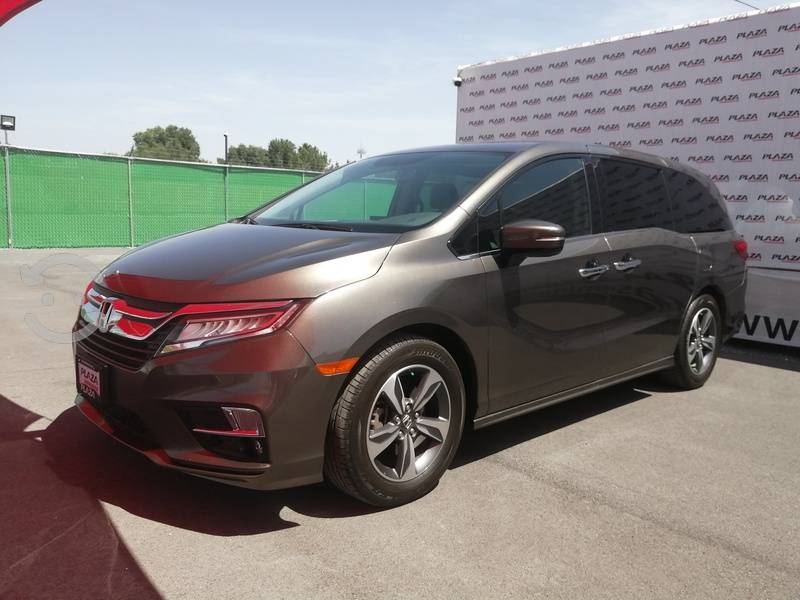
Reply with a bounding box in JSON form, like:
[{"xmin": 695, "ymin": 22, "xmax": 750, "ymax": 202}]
[
  {"xmin": 456, "ymin": 2, "xmax": 799, "ymax": 72},
  {"xmin": 368, "ymin": 141, "xmax": 711, "ymax": 180},
  {"xmin": 370, "ymin": 142, "xmax": 547, "ymax": 157}
]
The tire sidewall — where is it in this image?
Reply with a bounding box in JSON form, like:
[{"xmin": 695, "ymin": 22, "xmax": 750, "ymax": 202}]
[
  {"xmin": 347, "ymin": 340, "xmax": 465, "ymax": 503},
  {"xmin": 676, "ymin": 295, "xmax": 721, "ymax": 387}
]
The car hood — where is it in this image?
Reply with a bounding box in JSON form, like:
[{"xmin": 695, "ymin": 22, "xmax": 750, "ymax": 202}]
[{"xmin": 95, "ymin": 223, "xmax": 399, "ymax": 303}]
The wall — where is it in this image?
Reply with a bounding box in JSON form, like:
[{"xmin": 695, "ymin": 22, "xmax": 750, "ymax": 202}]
[{"xmin": 455, "ymin": 4, "xmax": 800, "ymax": 271}]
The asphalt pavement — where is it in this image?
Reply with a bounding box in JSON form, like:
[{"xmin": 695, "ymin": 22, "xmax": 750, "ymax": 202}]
[{"xmin": 1, "ymin": 248, "xmax": 798, "ymax": 599}]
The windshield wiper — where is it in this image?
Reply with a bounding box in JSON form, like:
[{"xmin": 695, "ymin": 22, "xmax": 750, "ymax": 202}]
[
  {"xmin": 228, "ymin": 215, "xmax": 259, "ymax": 225},
  {"xmin": 274, "ymin": 222, "xmax": 353, "ymax": 232}
]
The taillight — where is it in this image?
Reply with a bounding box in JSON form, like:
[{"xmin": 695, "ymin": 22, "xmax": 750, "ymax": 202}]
[
  {"xmin": 733, "ymin": 239, "xmax": 748, "ymax": 260},
  {"xmin": 160, "ymin": 302, "xmax": 301, "ymax": 354}
]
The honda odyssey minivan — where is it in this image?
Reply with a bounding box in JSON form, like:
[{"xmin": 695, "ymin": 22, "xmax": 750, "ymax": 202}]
[{"xmin": 74, "ymin": 142, "xmax": 747, "ymax": 506}]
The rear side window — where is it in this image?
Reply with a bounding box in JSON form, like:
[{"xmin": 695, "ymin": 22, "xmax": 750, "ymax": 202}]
[
  {"xmin": 598, "ymin": 159, "xmax": 672, "ymax": 232},
  {"xmin": 665, "ymin": 170, "xmax": 731, "ymax": 233}
]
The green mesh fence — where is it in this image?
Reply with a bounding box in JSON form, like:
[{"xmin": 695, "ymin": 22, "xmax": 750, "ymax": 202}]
[
  {"xmin": 227, "ymin": 167, "xmax": 306, "ymax": 217},
  {"xmin": 131, "ymin": 161, "xmax": 225, "ymax": 245},
  {"xmin": 9, "ymin": 150, "xmax": 129, "ymax": 247},
  {"xmin": 0, "ymin": 150, "xmax": 8, "ymax": 248},
  {"xmin": 1, "ymin": 147, "xmax": 320, "ymax": 248}
]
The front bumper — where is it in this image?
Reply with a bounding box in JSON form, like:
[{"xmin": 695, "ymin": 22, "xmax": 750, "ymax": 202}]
[{"xmin": 74, "ymin": 329, "xmax": 344, "ymax": 490}]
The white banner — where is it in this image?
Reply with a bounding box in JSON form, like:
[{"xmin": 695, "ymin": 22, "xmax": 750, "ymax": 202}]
[
  {"xmin": 455, "ymin": 4, "xmax": 800, "ymax": 272},
  {"xmin": 742, "ymin": 268, "xmax": 800, "ymax": 346}
]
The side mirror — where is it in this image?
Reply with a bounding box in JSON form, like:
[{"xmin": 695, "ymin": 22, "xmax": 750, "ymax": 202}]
[{"xmin": 501, "ymin": 219, "xmax": 565, "ymax": 255}]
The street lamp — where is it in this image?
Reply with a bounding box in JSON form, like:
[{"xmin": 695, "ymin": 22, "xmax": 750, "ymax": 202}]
[
  {"xmin": 223, "ymin": 132, "xmax": 228, "ymax": 164},
  {"xmin": 0, "ymin": 115, "xmax": 15, "ymax": 145}
]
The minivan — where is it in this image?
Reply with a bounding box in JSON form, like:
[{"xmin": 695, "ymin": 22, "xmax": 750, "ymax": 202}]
[{"xmin": 74, "ymin": 142, "xmax": 747, "ymax": 506}]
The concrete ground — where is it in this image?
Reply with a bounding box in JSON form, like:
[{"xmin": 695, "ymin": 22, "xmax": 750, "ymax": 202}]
[{"xmin": 1, "ymin": 248, "xmax": 799, "ymax": 600}]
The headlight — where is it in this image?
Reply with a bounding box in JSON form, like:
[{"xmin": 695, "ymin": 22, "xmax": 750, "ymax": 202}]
[{"xmin": 159, "ymin": 301, "xmax": 301, "ymax": 354}]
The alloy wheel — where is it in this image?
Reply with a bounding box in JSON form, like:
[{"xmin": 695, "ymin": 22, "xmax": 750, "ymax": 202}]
[
  {"xmin": 366, "ymin": 364, "xmax": 451, "ymax": 482},
  {"xmin": 687, "ymin": 307, "xmax": 716, "ymax": 376}
]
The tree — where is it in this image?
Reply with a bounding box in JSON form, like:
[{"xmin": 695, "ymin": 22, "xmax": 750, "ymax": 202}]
[
  {"xmin": 128, "ymin": 125, "xmax": 201, "ymax": 161},
  {"xmin": 266, "ymin": 138, "xmax": 298, "ymax": 169},
  {"xmin": 219, "ymin": 144, "xmax": 271, "ymax": 167},
  {"xmin": 216, "ymin": 138, "xmax": 330, "ymax": 171},
  {"xmin": 296, "ymin": 143, "xmax": 329, "ymax": 171}
]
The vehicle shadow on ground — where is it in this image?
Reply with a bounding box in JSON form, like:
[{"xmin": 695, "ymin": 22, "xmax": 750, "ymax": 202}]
[
  {"xmin": 1, "ymin": 375, "xmax": 656, "ymax": 575},
  {"xmin": 453, "ymin": 381, "xmax": 652, "ymax": 468},
  {"xmin": 719, "ymin": 338, "xmax": 800, "ymax": 373},
  {"xmin": 0, "ymin": 396, "xmax": 163, "ymax": 599},
  {"xmin": 41, "ymin": 405, "xmax": 380, "ymax": 534}
]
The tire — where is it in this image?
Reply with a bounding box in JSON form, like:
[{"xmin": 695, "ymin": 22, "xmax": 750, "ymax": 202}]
[
  {"xmin": 324, "ymin": 335, "xmax": 465, "ymax": 507},
  {"xmin": 659, "ymin": 294, "xmax": 721, "ymax": 390}
]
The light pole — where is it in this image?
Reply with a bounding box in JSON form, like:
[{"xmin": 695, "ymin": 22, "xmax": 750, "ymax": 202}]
[
  {"xmin": 0, "ymin": 115, "xmax": 15, "ymax": 145},
  {"xmin": 223, "ymin": 132, "xmax": 229, "ymax": 163}
]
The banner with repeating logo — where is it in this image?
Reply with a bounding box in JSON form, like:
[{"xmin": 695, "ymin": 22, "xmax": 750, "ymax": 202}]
[{"xmin": 455, "ymin": 4, "xmax": 800, "ymax": 274}]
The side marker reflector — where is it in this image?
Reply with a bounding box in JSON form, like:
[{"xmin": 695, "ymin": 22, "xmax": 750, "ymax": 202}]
[{"xmin": 316, "ymin": 357, "xmax": 359, "ymax": 376}]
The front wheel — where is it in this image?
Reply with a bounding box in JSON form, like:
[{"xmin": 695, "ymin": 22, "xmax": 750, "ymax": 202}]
[
  {"xmin": 660, "ymin": 294, "xmax": 721, "ymax": 389},
  {"xmin": 324, "ymin": 336, "xmax": 465, "ymax": 507}
]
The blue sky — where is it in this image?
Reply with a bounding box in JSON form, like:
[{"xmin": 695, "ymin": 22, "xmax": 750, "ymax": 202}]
[{"xmin": 1, "ymin": 0, "xmax": 747, "ymax": 163}]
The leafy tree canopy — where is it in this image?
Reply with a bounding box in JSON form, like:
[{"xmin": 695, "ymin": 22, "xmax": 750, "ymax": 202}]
[
  {"xmin": 219, "ymin": 144, "xmax": 271, "ymax": 167},
  {"xmin": 128, "ymin": 125, "xmax": 201, "ymax": 161},
  {"xmin": 296, "ymin": 143, "xmax": 329, "ymax": 171},
  {"xmin": 266, "ymin": 138, "xmax": 298, "ymax": 169},
  {"xmin": 218, "ymin": 138, "xmax": 329, "ymax": 171}
]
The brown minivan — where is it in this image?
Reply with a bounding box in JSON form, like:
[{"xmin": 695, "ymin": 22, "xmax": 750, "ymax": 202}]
[{"xmin": 74, "ymin": 142, "xmax": 747, "ymax": 506}]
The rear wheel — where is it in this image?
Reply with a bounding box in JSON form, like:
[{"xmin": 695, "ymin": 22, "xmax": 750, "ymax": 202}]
[
  {"xmin": 660, "ymin": 294, "xmax": 721, "ymax": 389},
  {"xmin": 324, "ymin": 335, "xmax": 465, "ymax": 507}
]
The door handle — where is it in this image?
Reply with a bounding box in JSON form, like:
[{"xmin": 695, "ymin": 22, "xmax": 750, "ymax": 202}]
[
  {"xmin": 613, "ymin": 257, "xmax": 642, "ymax": 272},
  {"xmin": 578, "ymin": 264, "xmax": 609, "ymax": 278}
]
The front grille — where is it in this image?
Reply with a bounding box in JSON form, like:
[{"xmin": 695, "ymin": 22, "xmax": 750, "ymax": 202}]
[
  {"xmin": 77, "ymin": 316, "xmax": 174, "ymax": 371},
  {"xmin": 78, "ymin": 318, "xmax": 171, "ymax": 371},
  {"xmin": 76, "ymin": 286, "xmax": 183, "ymax": 371}
]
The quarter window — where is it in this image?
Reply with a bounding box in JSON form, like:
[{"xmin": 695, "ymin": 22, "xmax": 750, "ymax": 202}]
[{"xmin": 598, "ymin": 159, "xmax": 672, "ymax": 232}]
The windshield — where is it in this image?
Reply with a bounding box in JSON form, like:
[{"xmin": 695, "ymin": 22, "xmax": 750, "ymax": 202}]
[{"xmin": 252, "ymin": 151, "xmax": 511, "ymax": 232}]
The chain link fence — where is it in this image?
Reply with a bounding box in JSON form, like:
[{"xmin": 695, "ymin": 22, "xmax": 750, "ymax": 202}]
[{"xmin": 0, "ymin": 146, "xmax": 320, "ymax": 248}]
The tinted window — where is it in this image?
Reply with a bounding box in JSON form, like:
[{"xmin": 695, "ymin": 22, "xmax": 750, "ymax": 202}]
[
  {"xmin": 599, "ymin": 159, "xmax": 672, "ymax": 232},
  {"xmin": 500, "ymin": 158, "xmax": 591, "ymax": 237},
  {"xmin": 451, "ymin": 158, "xmax": 591, "ymax": 256},
  {"xmin": 450, "ymin": 216, "xmax": 480, "ymax": 256},
  {"xmin": 665, "ymin": 169, "xmax": 731, "ymax": 233},
  {"xmin": 472, "ymin": 196, "xmax": 500, "ymax": 253},
  {"xmin": 449, "ymin": 199, "xmax": 499, "ymax": 256}
]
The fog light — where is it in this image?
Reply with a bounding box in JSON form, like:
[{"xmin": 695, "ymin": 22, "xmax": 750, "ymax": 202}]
[
  {"xmin": 183, "ymin": 406, "xmax": 268, "ymax": 462},
  {"xmin": 192, "ymin": 406, "xmax": 264, "ymax": 438}
]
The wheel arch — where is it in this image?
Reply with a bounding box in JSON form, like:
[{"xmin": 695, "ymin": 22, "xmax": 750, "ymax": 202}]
[
  {"xmin": 396, "ymin": 323, "xmax": 479, "ymax": 425},
  {"xmin": 695, "ymin": 284, "xmax": 727, "ymax": 333},
  {"xmin": 340, "ymin": 314, "xmax": 483, "ymax": 425}
]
